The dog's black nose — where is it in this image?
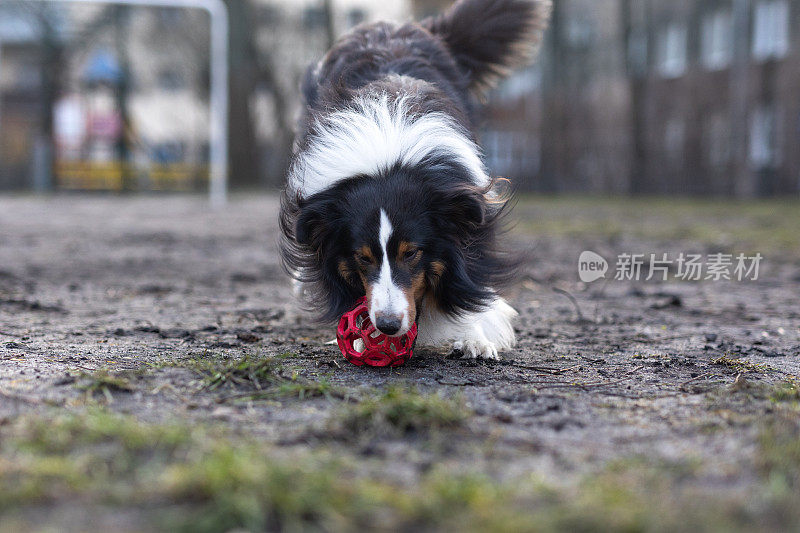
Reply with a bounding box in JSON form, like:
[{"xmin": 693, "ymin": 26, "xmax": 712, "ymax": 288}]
[{"xmin": 375, "ymin": 315, "xmax": 401, "ymax": 336}]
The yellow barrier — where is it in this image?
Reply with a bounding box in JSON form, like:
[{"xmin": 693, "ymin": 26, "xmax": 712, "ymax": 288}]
[
  {"xmin": 56, "ymin": 161, "xmax": 125, "ymax": 190},
  {"xmin": 55, "ymin": 161, "xmax": 209, "ymax": 191}
]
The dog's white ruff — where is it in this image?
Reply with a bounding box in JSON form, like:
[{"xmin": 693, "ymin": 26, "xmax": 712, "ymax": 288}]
[{"xmin": 289, "ymin": 93, "xmax": 490, "ymax": 198}]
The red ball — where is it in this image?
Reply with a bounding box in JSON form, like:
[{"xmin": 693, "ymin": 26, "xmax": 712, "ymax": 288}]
[{"xmin": 337, "ymin": 297, "xmax": 417, "ymax": 367}]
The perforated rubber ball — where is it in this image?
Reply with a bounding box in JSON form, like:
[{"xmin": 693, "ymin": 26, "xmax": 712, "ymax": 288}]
[{"xmin": 336, "ymin": 297, "xmax": 417, "ymax": 367}]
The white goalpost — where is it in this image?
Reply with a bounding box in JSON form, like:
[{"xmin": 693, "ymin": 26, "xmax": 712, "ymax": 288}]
[{"xmin": 31, "ymin": 0, "xmax": 229, "ymax": 206}]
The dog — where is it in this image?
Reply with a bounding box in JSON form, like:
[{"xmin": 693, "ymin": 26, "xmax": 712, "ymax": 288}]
[{"xmin": 280, "ymin": 0, "xmax": 551, "ymax": 359}]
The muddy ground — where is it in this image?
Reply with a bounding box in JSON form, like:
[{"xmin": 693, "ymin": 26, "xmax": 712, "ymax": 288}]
[{"xmin": 1, "ymin": 194, "xmax": 799, "ymax": 532}]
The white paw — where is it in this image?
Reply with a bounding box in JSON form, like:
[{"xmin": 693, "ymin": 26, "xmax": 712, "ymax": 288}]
[{"xmin": 452, "ymin": 339, "xmax": 500, "ymax": 360}]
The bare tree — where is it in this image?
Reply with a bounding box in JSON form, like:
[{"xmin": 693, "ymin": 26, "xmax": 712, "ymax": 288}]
[
  {"xmin": 113, "ymin": 5, "xmax": 134, "ymax": 190},
  {"xmin": 259, "ymin": 0, "xmax": 338, "ymax": 186},
  {"xmin": 256, "ymin": 52, "xmax": 294, "ymax": 187},
  {"xmin": 539, "ymin": 0, "xmax": 564, "ymax": 192},
  {"xmin": 224, "ymin": 0, "xmax": 261, "ymax": 187},
  {"xmin": 33, "ymin": 4, "xmax": 64, "ymax": 191},
  {"xmin": 730, "ymin": 0, "xmax": 752, "ymax": 197},
  {"xmin": 322, "ymin": 0, "xmax": 337, "ymax": 50},
  {"xmin": 621, "ymin": 0, "xmax": 649, "ymax": 195}
]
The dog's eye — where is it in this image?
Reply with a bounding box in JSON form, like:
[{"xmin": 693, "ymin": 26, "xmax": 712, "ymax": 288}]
[
  {"xmin": 356, "ymin": 254, "xmax": 373, "ymax": 266},
  {"xmin": 402, "ymin": 249, "xmax": 419, "ymax": 262}
]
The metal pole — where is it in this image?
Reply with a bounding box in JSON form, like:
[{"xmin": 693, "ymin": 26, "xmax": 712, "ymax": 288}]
[
  {"xmin": 32, "ymin": 0, "xmax": 229, "ymax": 206},
  {"xmin": 207, "ymin": 0, "xmax": 228, "ymax": 208}
]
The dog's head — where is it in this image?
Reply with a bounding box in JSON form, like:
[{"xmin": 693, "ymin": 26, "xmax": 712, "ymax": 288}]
[{"xmin": 286, "ymin": 161, "xmax": 509, "ymax": 336}]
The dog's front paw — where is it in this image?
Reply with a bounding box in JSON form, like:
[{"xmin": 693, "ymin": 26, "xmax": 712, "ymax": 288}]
[{"xmin": 452, "ymin": 339, "xmax": 499, "ymax": 360}]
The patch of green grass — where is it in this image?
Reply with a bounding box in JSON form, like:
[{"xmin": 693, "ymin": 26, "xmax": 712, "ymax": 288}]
[
  {"xmin": 770, "ymin": 378, "xmax": 800, "ymax": 403},
  {"xmin": 0, "ymin": 409, "xmax": 190, "ymax": 510},
  {"xmin": 178, "ymin": 352, "xmax": 342, "ymax": 401},
  {"xmin": 335, "ymin": 387, "xmax": 470, "ymax": 437},
  {"xmin": 545, "ymin": 457, "xmax": 770, "ymax": 533},
  {"xmin": 270, "ymin": 378, "xmax": 339, "ymax": 400},
  {"xmin": 512, "ymin": 196, "xmax": 800, "ymax": 256},
  {"xmin": 2, "ymin": 410, "xmax": 800, "ymax": 532},
  {"xmin": 759, "ymin": 420, "xmax": 800, "ymax": 486},
  {"xmin": 230, "ymin": 378, "xmax": 342, "ymax": 402},
  {"xmin": 712, "ymin": 355, "xmax": 771, "ymax": 374},
  {"xmin": 757, "ymin": 416, "xmax": 800, "ymax": 526},
  {"xmin": 200, "ymin": 354, "xmax": 282, "ymax": 391},
  {"xmin": 0, "ymin": 410, "xmax": 359, "ymax": 531},
  {"xmin": 75, "ymin": 369, "xmax": 135, "ymax": 398},
  {"xmin": 0, "ymin": 410, "xmax": 520, "ymax": 531}
]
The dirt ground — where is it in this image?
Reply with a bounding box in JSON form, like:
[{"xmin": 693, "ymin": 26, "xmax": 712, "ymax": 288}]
[{"xmin": 1, "ymin": 194, "xmax": 799, "ymax": 532}]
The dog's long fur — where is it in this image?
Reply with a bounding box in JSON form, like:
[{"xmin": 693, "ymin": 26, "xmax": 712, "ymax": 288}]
[{"xmin": 280, "ymin": 0, "xmax": 551, "ymax": 359}]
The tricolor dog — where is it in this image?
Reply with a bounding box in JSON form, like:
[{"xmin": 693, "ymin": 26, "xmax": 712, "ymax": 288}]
[{"xmin": 280, "ymin": 0, "xmax": 551, "ymax": 359}]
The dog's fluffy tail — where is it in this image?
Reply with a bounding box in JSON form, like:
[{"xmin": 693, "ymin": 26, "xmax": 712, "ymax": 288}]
[{"xmin": 423, "ymin": 0, "xmax": 551, "ymax": 94}]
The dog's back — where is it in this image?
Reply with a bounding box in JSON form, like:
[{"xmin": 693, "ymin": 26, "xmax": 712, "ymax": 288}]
[{"xmin": 298, "ymin": 0, "xmax": 552, "ymax": 142}]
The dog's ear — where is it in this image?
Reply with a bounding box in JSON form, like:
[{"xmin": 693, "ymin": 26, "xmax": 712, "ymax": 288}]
[
  {"xmin": 295, "ymin": 195, "xmax": 337, "ymax": 247},
  {"xmin": 444, "ymin": 185, "xmax": 486, "ymax": 227},
  {"xmin": 454, "ymin": 187, "xmax": 485, "ymax": 226},
  {"xmin": 431, "ymin": 185, "xmax": 486, "ymax": 238}
]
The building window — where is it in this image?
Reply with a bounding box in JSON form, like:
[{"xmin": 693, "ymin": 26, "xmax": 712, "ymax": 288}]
[
  {"xmin": 753, "ymin": 0, "xmax": 790, "ymax": 60},
  {"xmin": 658, "ymin": 23, "xmax": 687, "ymax": 78},
  {"xmin": 704, "ymin": 113, "xmax": 731, "ymax": 167},
  {"xmin": 627, "ymin": 29, "xmax": 649, "ymax": 77},
  {"xmin": 749, "ymin": 105, "xmax": 780, "ymax": 168},
  {"xmin": 346, "ymin": 8, "xmax": 366, "ymax": 29},
  {"xmin": 158, "ymin": 8, "xmax": 183, "ymax": 27},
  {"xmin": 496, "ymin": 65, "xmax": 541, "ymax": 101},
  {"xmin": 701, "ymin": 10, "xmax": 733, "ymax": 70},
  {"xmin": 303, "ymin": 7, "xmax": 327, "ymax": 29},
  {"xmin": 258, "ymin": 5, "xmax": 282, "ymax": 26},
  {"xmin": 153, "ymin": 142, "xmax": 186, "ymax": 164},
  {"xmin": 664, "ymin": 119, "xmax": 685, "ymax": 161},
  {"xmin": 157, "ymin": 69, "xmax": 184, "ymax": 91},
  {"xmin": 565, "ymin": 17, "xmax": 594, "ymax": 48}
]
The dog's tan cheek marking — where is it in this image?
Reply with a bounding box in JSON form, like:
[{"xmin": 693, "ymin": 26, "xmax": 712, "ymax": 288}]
[
  {"xmin": 358, "ymin": 271, "xmax": 374, "ymax": 306},
  {"xmin": 423, "ymin": 288, "xmax": 442, "ymax": 312},
  {"xmin": 428, "ymin": 260, "xmax": 446, "ymax": 288},
  {"xmin": 338, "ymin": 260, "xmax": 353, "ymax": 283},
  {"xmin": 402, "ymin": 271, "xmax": 426, "ymax": 325}
]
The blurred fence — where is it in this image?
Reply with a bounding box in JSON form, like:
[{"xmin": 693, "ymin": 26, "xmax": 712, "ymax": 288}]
[
  {"xmin": 481, "ymin": 0, "xmax": 800, "ymax": 196},
  {"xmin": 1, "ymin": 0, "xmax": 799, "ymax": 197}
]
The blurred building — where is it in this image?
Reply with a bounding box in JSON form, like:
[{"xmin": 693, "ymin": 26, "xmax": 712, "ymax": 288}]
[
  {"xmin": 410, "ymin": 0, "xmax": 451, "ymax": 18},
  {"xmin": 0, "ymin": 0, "xmax": 410, "ymax": 192},
  {"xmin": 482, "ymin": 0, "xmax": 800, "ymax": 196},
  {"xmin": 3, "ymin": 0, "xmax": 798, "ymax": 196},
  {"xmin": 639, "ymin": 0, "xmax": 799, "ymax": 196}
]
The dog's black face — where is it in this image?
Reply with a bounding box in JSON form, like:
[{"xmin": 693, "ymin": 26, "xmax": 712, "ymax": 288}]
[
  {"xmin": 288, "ymin": 161, "xmax": 508, "ymax": 335},
  {"xmin": 341, "ymin": 202, "xmax": 438, "ymax": 336}
]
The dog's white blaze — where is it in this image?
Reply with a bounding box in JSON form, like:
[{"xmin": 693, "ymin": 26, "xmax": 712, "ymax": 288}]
[
  {"xmin": 289, "ymin": 93, "xmax": 490, "ymax": 198},
  {"xmin": 368, "ymin": 209, "xmax": 410, "ymax": 333}
]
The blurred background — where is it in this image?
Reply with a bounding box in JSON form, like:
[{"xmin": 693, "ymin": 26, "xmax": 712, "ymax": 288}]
[{"xmin": 0, "ymin": 0, "xmax": 797, "ymax": 197}]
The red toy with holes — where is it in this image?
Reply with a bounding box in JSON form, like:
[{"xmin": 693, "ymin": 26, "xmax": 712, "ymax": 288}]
[{"xmin": 337, "ymin": 297, "xmax": 417, "ymax": 367}]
